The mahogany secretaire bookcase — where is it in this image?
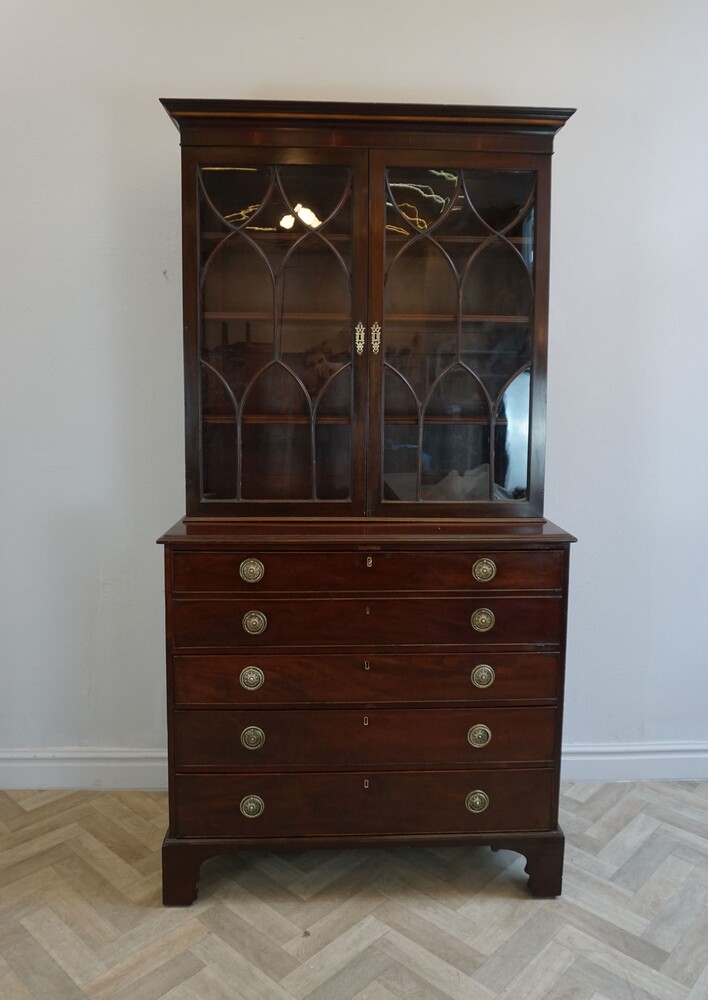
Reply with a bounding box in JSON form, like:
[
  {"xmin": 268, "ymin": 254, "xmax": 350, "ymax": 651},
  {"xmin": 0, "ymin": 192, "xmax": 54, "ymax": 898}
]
[{"xmin": 158, "ymin": 99, "xmax": 575, "ymax": 905}]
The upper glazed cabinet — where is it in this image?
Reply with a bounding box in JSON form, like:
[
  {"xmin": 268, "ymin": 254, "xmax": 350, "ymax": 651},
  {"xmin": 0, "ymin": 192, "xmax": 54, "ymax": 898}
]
[{"xmin": 162, "ymin": 101, "xmax": 573, "ymax": 517}]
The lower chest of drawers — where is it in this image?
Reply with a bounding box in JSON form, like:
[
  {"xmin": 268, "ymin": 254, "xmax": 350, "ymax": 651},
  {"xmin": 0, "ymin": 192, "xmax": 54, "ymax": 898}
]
[{"xmin": 161, "ymin": 537, "xmax": 571, "ymax": 902}]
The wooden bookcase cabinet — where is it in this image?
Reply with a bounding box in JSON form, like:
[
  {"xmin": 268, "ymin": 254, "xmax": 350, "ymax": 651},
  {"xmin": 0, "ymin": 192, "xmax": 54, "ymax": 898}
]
[{"xmin": 159, "ymin": 100, "xmax": 575, "ymax": 905}]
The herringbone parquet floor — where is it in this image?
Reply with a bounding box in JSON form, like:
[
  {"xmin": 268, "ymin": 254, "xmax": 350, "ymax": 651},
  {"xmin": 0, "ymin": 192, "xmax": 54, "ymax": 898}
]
[{"xmin": 2, "ymin": 782, "xmax": 708, "ymax": 999}]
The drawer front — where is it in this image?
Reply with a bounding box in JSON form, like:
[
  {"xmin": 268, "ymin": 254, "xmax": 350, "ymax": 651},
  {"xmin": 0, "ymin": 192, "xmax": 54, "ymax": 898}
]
[
  {"xmin": 171, "ymin": 596, "xmax": 563, "ymax": 649},
  {"xmin": 174, "ymin": 707, "xmax": 556, "ymax": 768},
  {"xmin": 174, "ymin": 768, "xmax": 555, "ymax": 837},
  {"xmin": 173, "ymin": 652, "xmax": 560, "ymax": 705},
  {"xmin": 172, "ymin": 549, "xmax": 563, "ymax": 594}
]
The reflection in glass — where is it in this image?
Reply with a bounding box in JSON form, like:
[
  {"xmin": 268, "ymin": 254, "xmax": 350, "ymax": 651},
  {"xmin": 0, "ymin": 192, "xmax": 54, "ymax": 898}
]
[{"xmin": 494, "ymin": 370, "xmax": 530, "ymax": 499}]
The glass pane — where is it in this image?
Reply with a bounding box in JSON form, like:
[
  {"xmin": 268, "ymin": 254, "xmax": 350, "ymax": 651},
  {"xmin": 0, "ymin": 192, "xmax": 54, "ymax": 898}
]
[
  {"xmin": 316, "ymin": 366, "xmax": 352, "ymax": 500},
  {"xmin": 461, "ymin": 320, "xmax": 531, "ymax": 403},
  {"xmin": 200, "ymin": 165, "xmax": 273, "ymax": 232},
  {"xmin": 462, "ymin": 239, "xmax": 532, "ymax": 319},
  {"xmin": 383, "ymin": 369, "xmax": 418, "ymax": 500},
  {"xmin": 421, "ymin": 368, "xmax": 490, "ymax": 501},
  {"xmin": 463, "ymin": 169, "xmax": 535, "ymax": 233},
  {"xmin": 386, "ymin": 167, "xmax": 460, "ymax": 235},
  {"xmin": 241, "ymin": 424, "xmax": 311, "ymax": 499},
  {"xmin": 278, "ymin": 165, "xmax": 351, "ymax": 233},
  {"xmin": 202, "ymin": 423, "xmax": 237, "ymax": 499},
  {"xmin": 280, "ymin": 238, "xmax": 352, "ymax": 389},
  {"xmin": 202, "ymin": 237, "xmax": 273, "ymax": 315},
  {"xmin": 494, "ymin": 369, "xmax": 530, "ymax": 499}
]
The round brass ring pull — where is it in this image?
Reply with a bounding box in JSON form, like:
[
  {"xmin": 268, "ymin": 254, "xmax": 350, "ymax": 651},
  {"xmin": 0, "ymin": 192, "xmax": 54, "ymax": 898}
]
[
  {"xmin": 241, "ymin": 726, "xmax": 266, "ymax": 750},
  {"xmin": 465, "ymin": 790, "xmax": 489, "ymax": 813},
  {"xmin": 240, "ymin": 666, "xmax": 265, "ymax": 690},
  {"xmin": 472, "ymin": 558, "xmax": 497, "ymax": 583},
  {"xmin": 240, "ymin": 795, "xmax": 265, "ymax": 818},
  {"xmin": 240, "ymin": 558, "xmax": 265, "ymax": 583},
  {"xmin": 243, "ymin": 610, "xmax": 267, "ymax": 635},
  {"xmin": 467, "ymin": 724, "xmax": 492, "ymax": 748},
  {"xmin": 471, "ymin": 664, "xmax": 495, "ymax": 689},
  {"xmin": 471, "ymin": 608, "xmax": 495, "ymax": 632}
]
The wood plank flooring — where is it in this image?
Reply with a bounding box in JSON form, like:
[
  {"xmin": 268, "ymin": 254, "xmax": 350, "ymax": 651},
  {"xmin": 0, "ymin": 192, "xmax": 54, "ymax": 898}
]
[{"xmin": 2, "ymin": 782, "xmax": 708, "ymax": 999}]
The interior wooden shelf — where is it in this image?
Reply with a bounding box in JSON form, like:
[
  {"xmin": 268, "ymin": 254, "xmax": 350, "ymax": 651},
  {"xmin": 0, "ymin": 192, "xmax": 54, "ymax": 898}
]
[
  {"xmin": 203, "ymin": 414, "xmax": 351, "ymax": 425},
  {"xmin": 202, "ymin": 414, "xmax": 504, "ymax": 426},
  {"xmin": 203, "ymin": 312, "xmax": 529, "ymax": 324}
]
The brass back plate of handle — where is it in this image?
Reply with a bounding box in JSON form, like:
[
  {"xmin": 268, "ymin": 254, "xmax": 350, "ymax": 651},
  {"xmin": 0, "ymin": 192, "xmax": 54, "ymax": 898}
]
[
  {"xmin": 243, "ymin": 610, "xmax": 267, "ymax": 635},
  {"xmin": 471, "ymin": 664, "xmax": 495, "ymax": 688},
  {"xmin": 240, "ymin": 558, "xmax": 265, "ymax": 583},
  {"xmin": 240, "ymin": 795, "xmax": 264, "ymax": 818},
  {"xmin": 471, "ymin": 608, "xmax": 495, "ymax": 632},
  {"xmin": 465, "ymin": 790, "xmax": 489, "ymax": 813},
  {"xmin": 472, "ymin": 557, "xmax": 496, "ymax": 583}
]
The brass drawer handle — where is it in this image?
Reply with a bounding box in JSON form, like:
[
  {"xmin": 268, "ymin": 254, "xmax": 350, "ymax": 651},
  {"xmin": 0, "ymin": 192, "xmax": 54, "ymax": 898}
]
[
  {"xmin": 467, "ymin": 724, "xmax": 492, "ymax": 748},
  {"xmin": 241, "ymin": 726, "xmax": 265, "ymax": 750},
  {"xmin": 243, "ymin": 610, "xmax": 267, "ymax": 635},
  {"xmin": 471, "ymin": 664, "xmax": 495, "ymax": 689},
  {"xmin": 240, "ymin": 666, "xmax": 265, "ymax": 690},
  {"xmin": 471, "ymin": 608, "xmax": 495, "ymax": 632},
  {"xmin": 465, "ymin": 790, "xmax": 489, "ymax": 814},
  {"xmin": 240, "ymin": 794, "xmax": 265, "ymax": 818},
  {"xmin": 240, "ymin": 558, "xmax": 265, "ymax": 583},
  {"xmin": 472, "ymin": 558, "xmax": 496, "ymax": 583}
]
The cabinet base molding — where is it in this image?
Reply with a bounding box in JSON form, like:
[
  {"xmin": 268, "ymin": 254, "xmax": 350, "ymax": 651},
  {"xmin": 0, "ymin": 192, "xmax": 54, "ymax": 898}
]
[{"xmin": 161, "ymin": 827, "xmax": 565, "ymax": 906}]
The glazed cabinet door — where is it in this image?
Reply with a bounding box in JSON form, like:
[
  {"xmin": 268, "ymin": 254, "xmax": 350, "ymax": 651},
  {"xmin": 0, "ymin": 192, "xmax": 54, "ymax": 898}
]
[
  {"xmin": 183, "ymin": 147, "xmax": 369, "ymax": 515},
  {"xmin": 367, "ymin": 150, "xmax": 550, "ymax": 517}
]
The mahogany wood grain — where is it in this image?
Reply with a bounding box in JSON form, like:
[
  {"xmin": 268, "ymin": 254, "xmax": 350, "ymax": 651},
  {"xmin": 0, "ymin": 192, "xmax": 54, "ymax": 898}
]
[
  {"xmin": 172, "ymin": 549, "xmax": 563, "ymax": 594},
  {"xmin": 173, "ymin": 768, "xmax": 555, "ymax": 838},
  {"xmin": 171, "ymin": 595, "xmax": 563, "ymax": 649},
  {"xmin": 173, "ymin": 707, "xmax": 556, "ymax": 768},
  {"xmin": 172, "ymin": 651, "xmax": 560, "ymax": 706}
]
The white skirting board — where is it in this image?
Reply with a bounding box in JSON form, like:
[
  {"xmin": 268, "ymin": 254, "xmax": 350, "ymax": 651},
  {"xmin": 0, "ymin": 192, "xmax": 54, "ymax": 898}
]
[{"xmin": 0, "ymin": 743, "xmax": 707, "ymax": 789}]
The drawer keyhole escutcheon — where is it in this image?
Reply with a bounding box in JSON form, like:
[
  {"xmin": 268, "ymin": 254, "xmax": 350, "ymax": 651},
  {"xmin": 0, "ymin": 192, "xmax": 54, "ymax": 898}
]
[
  {"xmin": 471, "ymin": 664, "xmax": 495, "ymax": 689},
  {"xmin": 243, "ymin": 610, "xmax": 267, "ymax": 635},
  {"xmin": 364, "ymin": 660, "xmax": 371, "ymax": 670},
  {"xmin": 240, "ymin": 558, "xmax": 265, "ymax": 583},
  {"xmin": 241, "ymin": 726, "xmax": 266, "ymax": 750},
  {"xmin": 366, "ymin": 556, "xmax": 373, "ymax": 568},
  {"xmin": 472, "ymin": 558, "xmax": 497, "ymax": 583},
  {"xmin": 467, "ymin": 724, "xmax": 492, "ymax": 748},
  {"xmin": 240, "ymin": 666, "xmax": 265, "ymax": 690},
  {"xmin": 364, "ymin": 779, "xmax": 369, "ymax": 789},
  {"xmin": 363, "ymin": 716, "xmax": 369, "ymax": 726},
  {"xmin": 240, "ymin": 795, "xmax": 265, "ymax": 818},
  {"xmin": 471, "ymin": 608, "xmax": 495, "ymax": 633},
  {"xmin": 465, "ymin": 790, "xmax": 489, "ymax": 814}
]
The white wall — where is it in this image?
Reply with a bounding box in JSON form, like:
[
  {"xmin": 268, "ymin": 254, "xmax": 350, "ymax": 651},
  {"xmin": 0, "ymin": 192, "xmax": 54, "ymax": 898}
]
[{"xmin": 2, "ymin": 0, "xmax": 707, "ymax": 787}]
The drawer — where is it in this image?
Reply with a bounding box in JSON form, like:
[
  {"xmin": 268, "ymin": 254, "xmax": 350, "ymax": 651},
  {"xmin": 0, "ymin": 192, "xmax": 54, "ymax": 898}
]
[
  {"xmin": 173, "ymin": 707, "xmax": 556, "ymax": 768},
  {"xmin": 173, "ymin": 652, "xmax": 560, "ymax": 706},
  {"xmin": 171, "ymin": 596, "xmax": 563, "ymax": 649},
  {"xmin": 173, "ymin": 768, "xmax": 555, "ymax": 838},
  {"xmin": 172, "ymin": 549, "xmax": 563, "ymax": 594}
]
